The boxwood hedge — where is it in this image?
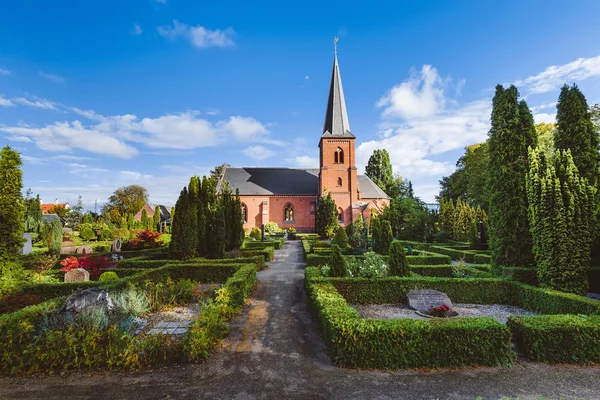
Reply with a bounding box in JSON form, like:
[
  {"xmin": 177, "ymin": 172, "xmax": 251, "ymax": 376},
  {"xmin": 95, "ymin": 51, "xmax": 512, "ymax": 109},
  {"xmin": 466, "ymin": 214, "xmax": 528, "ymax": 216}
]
[
  {"xmin": 306, "ymin": 252, "xmax": 450, "ymax": 268},
  {"xmin": 241, "ymin": 246, "xmax": 274, "ymax": 262},
  {"xmin": 428, "ymin": 246, "xmax": 491, "ymax": 264}
]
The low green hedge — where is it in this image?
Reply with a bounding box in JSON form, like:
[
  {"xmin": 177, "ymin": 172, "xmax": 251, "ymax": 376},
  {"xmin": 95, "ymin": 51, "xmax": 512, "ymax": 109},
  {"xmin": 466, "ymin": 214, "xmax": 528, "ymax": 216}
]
[
  {"xmin": 116, "ymin": 259, "xmax": 177, "ymax": 269},
  {"xmin": 306, "ymin": 276, "xmax": 514, "ymax": 369},
  {"xmin": 117, "ymin": 256, "xmax": 265, "ymax": 271},
  {"xmin": 588, "ymin": 267, "xmax": 600, "ymax": 293},
  {"xmin": 508, "ymin": 315, "xmax": 600, "ymax": 363},
  {"xmin": 398, "ymin": 240, "xmax": 430, "ymax": 250},
  {"xmin": 297, "ymin": 233, "xmax": 319, "ymax": 241},
  {"xmin": 241, "ymin": 246, "xmax": 274, "ymax": 262},
  {"xmin": 428, "ymin": 246, "xmax": 491, "ymax": 264},
  {"xmin": 302, "ymin": 240, "xmax": 312, "ymax": 255},
  {"xmin": 243, "ymin": 238, "xmax": 284, "ymax": 250},
  {"xmin": 409, "ymin": 265, "xmax": 493, "ymax": 278},
  {"xmin": 510, "ymin": 283, "xmax": 600, "ymax": 315},
  {"xmin": 306, "ymin": 252, "xmax": 450, "ymax": 268}
]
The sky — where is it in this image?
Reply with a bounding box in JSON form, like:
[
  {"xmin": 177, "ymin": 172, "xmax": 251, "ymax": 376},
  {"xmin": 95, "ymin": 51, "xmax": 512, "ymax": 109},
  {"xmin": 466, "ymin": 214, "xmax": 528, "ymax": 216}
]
[{"xmin": 1, "ymin": 0, "xmax": 600, "ymax": 209}]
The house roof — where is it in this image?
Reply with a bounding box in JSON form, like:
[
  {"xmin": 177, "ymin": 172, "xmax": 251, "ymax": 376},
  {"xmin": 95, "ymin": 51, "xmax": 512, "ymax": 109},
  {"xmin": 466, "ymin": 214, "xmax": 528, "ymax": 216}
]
[
  {"xmin": 322, "ymin": 53, "xmax": 355, "ymax": 139},
  {"xmin": 220, "ymin": 167, "xmax": 389, "ymax": 199},
  {"xmin": 40, "ymin": 203, "xmax": 69, "ymax": 214},
  {"xmin": 148, "ymin": 204, "xmax": 172, "ymax": 219}
]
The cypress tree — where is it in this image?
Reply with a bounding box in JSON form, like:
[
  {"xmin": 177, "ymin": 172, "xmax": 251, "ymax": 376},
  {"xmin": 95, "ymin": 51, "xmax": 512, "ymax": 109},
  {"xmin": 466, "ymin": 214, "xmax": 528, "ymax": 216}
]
[
  {"xmin": 365, "ymin": 149, "xmax": 395, "ymax": 196},
  {"xmin": 153, "ymin": 205, "xmax": 161, "ymax": 232},
  {"xmin": 127, "ymin": 213, "xmax": 134, "ymax": 230},
  {"xmin": 379, "ymin": 220, "xmax": 393, "ymax": 255},
  {"xmin": 47, "ymin": 218, "xmax": 63, "ymax": 254},
  {"xmin": 120, "ymin": 215, "xmax": 128, "ymax": 229},
  {"xmin": 332, "ymin": 226, "xmax": 349, "ymax": 248},
  {"xmin": 24, "ymin": 189, "xmax": 42, "ymax": 234},
  {"xmin": 388, "ymin": 240, "xmax": 408, "ymax": 276},
  {"xmin": 141, "ymin": 209, "xmax": 150, "ymax": 230},
  {"xmin": 371, "ymin": 216, "xmax": 381, "ymax": 253},
  {"xmin": 0, "ymin": 146, "xmax": 25, "ymax": 260},
  {"xmin": 206, "ymin": 202, "xmax": 225, "ymax": 259},
  {"xmin": 170, "ymin": 187, "xmax": 198, "ymax": 260},
  {"xmin": 487, "ymin": 85, "xmax": 535, "ymax": 273},
  {"xmin": 328, "ymin": 244, "xmax": 348, "ymax": 277},
  {"xmin": 316, "ymin": 192, "xmax": 337, "ymax": 239}
]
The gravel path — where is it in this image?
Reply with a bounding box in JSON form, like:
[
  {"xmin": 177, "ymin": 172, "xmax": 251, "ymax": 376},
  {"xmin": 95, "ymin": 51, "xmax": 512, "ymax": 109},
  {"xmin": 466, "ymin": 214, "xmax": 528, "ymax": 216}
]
[
  {"xmin": 353, "ymin": 303, "xmax": 538, "ymax": 324},
  {"xmin": 2, "ymin": 241, "xmax": 600, "ymax": 400}
]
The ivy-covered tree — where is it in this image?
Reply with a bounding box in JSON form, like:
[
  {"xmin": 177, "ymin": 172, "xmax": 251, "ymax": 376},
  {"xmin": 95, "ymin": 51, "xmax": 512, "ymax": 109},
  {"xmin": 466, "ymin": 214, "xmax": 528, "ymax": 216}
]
[
  {"xmin": 388, "ymin": 240, "xmax": 408, "ymax": 277},
  {"xmin": 365, "ymin": 149, "xmax": 395, "ymax": 196},
  {"xmin": 316, "ymin": 192, "xmax": 338, "ymax": 239},
  {"xmin": 487, "ymin": 85, "xmax": 536, "ymax": 273},
  {"xmin": 24, "ymin": 189, "xmax": 42, "ymax": 233},
  {"xmin": 527, "ymin": 148, "xmax": 593, "ymax": 295},
  {"xmin": 328, "ymin": 244, "xmax": 348, "ymax": 277},
  {"xmin": 0, "ymin": 146, "xmax": 25, "ymax": 260},
  {"xmin": 169, "ymin": 187, "xmax": 198, "ymax": 260},
  {"xmin": 555, "ymin": 85, "xmax": 600, "ymax": 187}
]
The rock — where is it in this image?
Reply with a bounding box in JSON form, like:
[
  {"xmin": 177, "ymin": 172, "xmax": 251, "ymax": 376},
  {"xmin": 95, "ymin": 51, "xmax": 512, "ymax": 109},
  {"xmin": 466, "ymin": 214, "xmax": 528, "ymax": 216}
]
[
  {"xmin": 60, "ymin": 246, "xmax": 76, "ymax": 255},
  {"xmin": 76, "ymin": 245, "xmax": 93, "ymax": 255},
  {"xmin": 111, "ymin": 238, "xmax": 122, "ymax": 253},
  {"xmin": 64, "ymin": 268, "xmax": 90, "ymax": 283},
  {"xmin": 63, "ymin": 288, "xmax": 114, "ymax": 313},
  {"xmin": 20, "ymin": 233, "xmax": 32, "ymax": 255},
  {"xmin": 63, "ymin": 227, "xmax": 73, "ymax": 235},
  {"xmin": 407, "ymin": 289, "xmax": 453, "ymax": 313}
]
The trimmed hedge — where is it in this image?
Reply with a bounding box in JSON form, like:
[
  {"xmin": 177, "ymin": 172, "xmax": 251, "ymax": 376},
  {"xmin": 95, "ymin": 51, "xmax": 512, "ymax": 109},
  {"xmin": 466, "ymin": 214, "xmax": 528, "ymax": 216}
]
[
  {"xmin": 502, "ymin": 267, "xmax": 538, "ymax": 285},
  {"xmin": 306, "ymin": 252, "xmax": 450, "ymax": 268},
  {"xmin": 297, "ymin": 233, "xmax": 319, "ymax": 241},
  {"xmin": 306, "ymin": 276, "xmax": 514, "ymax": 369},
  {"xmin": 410, "ymin": 265, "xmax": 492, "ymax": 278},
  {"xmin": 242, "ymin": 238, "xmax": 284, "ymax": 250},
  {"xmin": 429, "ymin": 245, "xmax": 491, "ymax": 264},
  {"xmin": 588, "ymin": 267, "xmax": 600, "ymax": 293},
  {"xmin": 398, "ymin": 240, "xmax": 430, "ymax": 251},
  {"xmin": 508, "ymin": 315, "xmax": 600, "ymax": 363},
  {"xmin": 302, "ymin": 240, "xmax": 312, "ymax": 255},
  {"xmin": 241, "ymin": 246, "xmax": 274, "ymax": 262}
]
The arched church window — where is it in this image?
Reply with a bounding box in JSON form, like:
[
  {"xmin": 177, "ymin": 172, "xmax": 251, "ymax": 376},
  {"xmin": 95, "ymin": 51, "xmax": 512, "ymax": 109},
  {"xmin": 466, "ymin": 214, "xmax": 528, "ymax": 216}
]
[
  {"xmin": 334, "ymin": 147, "xmax": 344, "ymax": 164},
  {"xmin": 337, "ymin": 207, "xmax": 344, "ymax": 222},
  {"xmin": 284, "ymin": 203, "xmax": 294, "ymax": 222},
  {"xmin": 241, "ymin": 203, "xmax": 247, "ymax": 223},
  {"xmin": 337, "ymin": 177, "xmax": 342, "ymax": 186}
]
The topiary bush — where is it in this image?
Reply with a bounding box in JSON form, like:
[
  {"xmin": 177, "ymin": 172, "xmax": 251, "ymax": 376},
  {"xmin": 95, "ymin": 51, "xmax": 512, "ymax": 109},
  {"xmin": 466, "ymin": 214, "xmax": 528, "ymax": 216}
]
[
  {"xmin": 99, "ymin": 271, "xmax": 119, "ymax": 281},
  {"xmin": 80, "ymin": 226, "xmax": 96, "ymax": 241},
  {"xmin": 328, "ymin": 244, "xmax": 348, "ymax": 277},
  {"xmin": 388, "ymin": 240, "xmax": 408, "ymax": 277},
  {"xmin": 331, "ymin": 226, "xmax": 349, "ymax": 249},
  {"xmin": 100, "ymin": 226, "xmax": 112, "ymax": 241},
  {"xmin": 249, "ymin": 227, "xmax": 261, "ymax": 241},
  {"xmin": 264, "ymin": 221, "xmax": 280, "ymax": 234}
]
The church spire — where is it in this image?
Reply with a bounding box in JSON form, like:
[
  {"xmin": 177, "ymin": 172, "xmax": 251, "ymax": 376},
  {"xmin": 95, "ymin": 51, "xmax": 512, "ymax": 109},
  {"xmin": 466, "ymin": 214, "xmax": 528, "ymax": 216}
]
[{"xmin": 322, "ymin": 39, "xmax": 354, "ymax": 138}]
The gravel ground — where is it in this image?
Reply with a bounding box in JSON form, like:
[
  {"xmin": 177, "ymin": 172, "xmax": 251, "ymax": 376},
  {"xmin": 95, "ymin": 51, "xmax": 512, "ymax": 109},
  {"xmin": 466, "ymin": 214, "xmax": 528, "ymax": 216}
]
[{"xmin": 353, "ymin": 303, "xmax": 538, "ymax": 324}]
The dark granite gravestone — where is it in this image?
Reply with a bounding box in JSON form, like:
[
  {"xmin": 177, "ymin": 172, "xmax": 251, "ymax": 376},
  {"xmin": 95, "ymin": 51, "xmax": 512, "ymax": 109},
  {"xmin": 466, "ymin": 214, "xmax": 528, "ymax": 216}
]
[
  {"xmin": 20, "ymin": 233, "xmax": 32, "ymax": 255},
  {"xmin": 261, "ymin": 224, "xmax": 265, "ymax": 241},
  {"xmin": 407, "ymin": 289, "xmax": 453, "ymax": 313},
  {"xmin": 63, "ymin": 288, "xmax": 114, "ymax": 313}
]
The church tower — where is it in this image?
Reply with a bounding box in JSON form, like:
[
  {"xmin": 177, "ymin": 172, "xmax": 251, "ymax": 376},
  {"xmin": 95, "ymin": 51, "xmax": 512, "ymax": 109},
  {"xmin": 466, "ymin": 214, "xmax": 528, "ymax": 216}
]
[{"xmin": 318, "ymin": 48, "xmax": 359, "ymax": 225}]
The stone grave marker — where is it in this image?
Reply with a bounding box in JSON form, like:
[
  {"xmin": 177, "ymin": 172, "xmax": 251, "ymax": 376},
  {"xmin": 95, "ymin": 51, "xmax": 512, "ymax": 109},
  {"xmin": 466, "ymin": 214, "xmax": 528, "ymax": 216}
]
[
  {"xmin": 407, "ymin": 289, "xmax": 453, "ymax": 313},
  {"xmin": 76, "ymin": 245, "xmax": 93, "ymax": 255},
  {"xmin": 64, "ymin": 268, "xmax": 90, "ymax": 283},
  {"xmin": 60, "ymin": 246, "xmax": 76, "ymax": 255},
  {"xmin": 111, "ymin": 238, "xmax": 122, "ymax": 252},
  {"xmin": 20, "ymin": 233, "xmax": 32, "ymax": 255},
  {"xmin": 63, "ymin": 288, "xmax": 113, "ymax": 313}
]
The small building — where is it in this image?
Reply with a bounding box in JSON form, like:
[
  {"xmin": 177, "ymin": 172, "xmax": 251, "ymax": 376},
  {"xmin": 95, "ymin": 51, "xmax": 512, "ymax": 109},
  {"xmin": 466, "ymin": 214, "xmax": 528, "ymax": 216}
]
[
  {"xmin": 134, "ymin": 203, "xmax": 172, "ymax": 225},
  {"xmin": 40, "ymin": 202, "xmax": 70, "ymax": 214}
]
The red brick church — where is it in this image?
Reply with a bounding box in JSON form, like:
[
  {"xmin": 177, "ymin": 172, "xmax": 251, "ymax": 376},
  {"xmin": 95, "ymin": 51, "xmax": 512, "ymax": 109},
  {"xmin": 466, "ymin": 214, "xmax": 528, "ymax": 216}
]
[{"xmin": 218, "ymin": 52, "xmax": 389, "ymax": 231}]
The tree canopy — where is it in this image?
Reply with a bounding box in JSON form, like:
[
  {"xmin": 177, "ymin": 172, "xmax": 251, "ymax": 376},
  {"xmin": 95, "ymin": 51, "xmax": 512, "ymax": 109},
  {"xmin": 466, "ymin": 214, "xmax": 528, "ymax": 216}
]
[{"xmin": 102, "ymin": 185, "xmax": 148, "ymax": 224}]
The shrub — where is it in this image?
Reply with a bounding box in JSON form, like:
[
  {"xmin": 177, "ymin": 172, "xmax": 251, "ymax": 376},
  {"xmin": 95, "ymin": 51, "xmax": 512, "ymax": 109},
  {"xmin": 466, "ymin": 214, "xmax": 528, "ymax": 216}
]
[
  {"xmin": 388, "ymin": 240, "xmax": 408, "ymax": 277},
  {"xmin": 264, "ymin": 222, "xmax": 280, "ymax": 234},
  {"xmin": 127, "ymin": 230, "xmax": 162, "ymax": 250},
  {"xmin": 99, "ymin": 271, "xmax": 119, "ymax": 281},
  {"xmin": 249, "ymin": 227, "xmax": 261, "ymax": 241},
  {"xmin": 378, "ymin": 220, "xmax": 393, "ymax": 255},
  {"xmin": 80, "ymin": 226, "xmax": 96, "ymax": 241},
  {"xmin": 452, "ymin": 259, "xmax": 472, "ymax": 278},
  {"xmin": 350, "ymin": 252, "xmax": 387, "ymax": 279},
  {"xmin": 60, "ymin": 255, "xmax": 116, "ymax": 278},
  {"xmin": 287, "ymin": 227, "xmax": 296, "ymax": 233},
  {"xmin": 99, "ymin": 227, "xmax": 112, "ymax": 241},
  {"xmin": 328, "ymin": 245, "xmax": 348, "ymax": 277},
  {"xmin": 111, "ymin": 228, "xmax": 131, "ymax": 242},
  {"xmin": 331, "ymin": 226, "xmax": 349, "ymax": 249}
]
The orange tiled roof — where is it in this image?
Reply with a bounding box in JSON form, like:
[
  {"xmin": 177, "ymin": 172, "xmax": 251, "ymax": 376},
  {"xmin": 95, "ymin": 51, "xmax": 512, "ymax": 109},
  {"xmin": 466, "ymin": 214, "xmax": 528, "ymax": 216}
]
[{"xmin": 41, "ymin": 204, "xmax": 68, "ymax": 214}]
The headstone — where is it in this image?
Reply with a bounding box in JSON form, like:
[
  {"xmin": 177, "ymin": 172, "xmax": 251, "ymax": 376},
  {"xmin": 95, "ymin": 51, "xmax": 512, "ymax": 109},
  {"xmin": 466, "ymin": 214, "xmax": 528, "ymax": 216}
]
[
  {"xmin": 20, "ymin": 233, "xmax": 32, "ymax": 255},
  {"xmin": 76, "ymin": 245, "xmax": 93, "ymax": 255},
  {"xmin": 407, "ymin": 289, "xmax": 453, "ymax": 313},
  {"xmin": 60, "ymin": 246, "xmax": 76, "ymax": 255},
  {"xmin": 63, "ymin": 288, "xmax": 114, "ymax": 313},
  {"xmin": 64, "ymin": 268, "xmax": 90, "ymax": 283},
  {"xmin": 63, "ymin": 227, "xmax": 73, "ymax": 235},
  {"xmin": 111, "ymin": 238, "xmax": 122, "ymax": 252},
  {"xmin": 261, "ymin": 224, "xmax": 265, "ymax": 241}
]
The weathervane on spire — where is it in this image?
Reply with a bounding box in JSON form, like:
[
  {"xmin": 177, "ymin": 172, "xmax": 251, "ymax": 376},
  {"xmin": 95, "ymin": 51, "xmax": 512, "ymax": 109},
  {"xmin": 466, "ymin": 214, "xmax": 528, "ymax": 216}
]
[{"xmin": 334, "ymin": 36, "xmax": 339, "ymax": 55}]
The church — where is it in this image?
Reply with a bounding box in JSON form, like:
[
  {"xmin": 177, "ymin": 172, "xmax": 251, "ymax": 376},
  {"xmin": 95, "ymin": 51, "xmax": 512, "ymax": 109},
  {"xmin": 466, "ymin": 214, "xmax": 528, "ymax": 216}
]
[{"xmin": 217, "ymin": 52, "xmax": 390, "ymax": 232}]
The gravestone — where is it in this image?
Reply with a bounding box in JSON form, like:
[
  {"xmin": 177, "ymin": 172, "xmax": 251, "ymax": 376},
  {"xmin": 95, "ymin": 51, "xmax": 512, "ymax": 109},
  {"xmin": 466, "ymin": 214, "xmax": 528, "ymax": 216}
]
[
  {"xmin": 76, "ymin": 245, "xmax": 93, "ymax": 255},
  {"xmin": 111, "ymin": 238, "xmax": 122, "ymax": 252},
  {"xmin": 63, "ymin": 227, "xmax": 73, "ymax": 236},
  {"xmin": 20, "ymin": 233, "xmax": 32, "ymax": 255},
  {"xmin": 63, "ymin": 287, "xmax": 113, "ymax": 313},
  {"xmin": 407, "ymin": 289, "xmax": 453, "ymax": 313},
  {"xmin": 60, "ymin": 246, "xmax": 76, "ymax": 255},
  {"xmin": 261, "ymin": 224, "xmax": 265, "ymax": 241},
  {"xmin": 475, "ymin": 220, "xmax": 489, "ymax": 250},
  {"xmin": 64, "ymin": 268, "xmax": 90, "ymax": 283}
]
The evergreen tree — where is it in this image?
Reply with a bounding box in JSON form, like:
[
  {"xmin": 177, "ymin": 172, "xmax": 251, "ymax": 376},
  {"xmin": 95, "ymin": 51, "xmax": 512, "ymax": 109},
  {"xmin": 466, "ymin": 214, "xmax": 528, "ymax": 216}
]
[
  {"xmin": 371, "ymin": 216, "xmax": 381, "ymax": 252},
  {"xmin": 365, "ymin": 149, "xmax": 395, "ymax": 196},
  {"xmin": 153, "ymin": 205, "xmax": 161, "ymax": 232},
  {"xmin": 487, "ymin": 85, "xmax": 535, "ymax": 273},
  {"xmin": 169, "ymin": 187, "xmax": 198, "ymax": 260},
  {"xmin": 438, "ymin": 198, "xmax": 455, "ymax": 234},
  {"xmin": 141, "ymin": 209, "xmax": 150, "ymax": 231},
  {"xmin": 120, "ymin": 215, "xmax": 128, "ymax": 229},
  {"xmin": 66, "ymin": 195, "xmax": 84, "ymax": 231},
  {"xmin": 0, "ymin": 146, "xmax": 25, "ymax": 260},
  {"xmin": 45, "ymin": 218, "xmax": 63, "ymax": 254},
  {"xmin": 379, "ymin": 220, "xmax": 393, "ymax": 255},
  {"xmin": 328, "ymin": 244, "xmax": 348, "ymax": 277},
  {"xmin": 206, "ymin": 202, "xmax": 225, "ymax": 258},
  {"xmin": 554, "ymin": 85, "xmax": 600, "ymax": 186},
  {"xmin": 316, "ymin": 192, "xmax": 337, "ymax": 238},
  {"xmin": 388, "ymin": 240, "xmax": 408, "ymax": 277},
  {"xmin": 127, "ymin": 213, "xmax": 134, "ymax": 230},
  {"xmin": 332, "ymin": 226, "xmax": 349, "ymax": 248},
  {"xmin": 24, "ymin": 189, "xmax": 42, "ymax": 233}
]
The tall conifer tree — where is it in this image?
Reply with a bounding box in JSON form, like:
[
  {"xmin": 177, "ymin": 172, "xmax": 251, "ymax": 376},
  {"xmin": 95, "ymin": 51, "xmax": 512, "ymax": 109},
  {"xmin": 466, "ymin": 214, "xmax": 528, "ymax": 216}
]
[
  {"xmin": 170, "ymin": 187, "xmax": 198, "ymax": 260},
  {"xmin": 0, "ymin": 146, "xmax": 25, "ymax": 260}
]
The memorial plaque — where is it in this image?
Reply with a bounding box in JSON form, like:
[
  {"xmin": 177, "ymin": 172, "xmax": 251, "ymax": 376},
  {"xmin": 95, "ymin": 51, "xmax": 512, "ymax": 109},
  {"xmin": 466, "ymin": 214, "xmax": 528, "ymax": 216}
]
[
  {"xmin": 407, "ymin": 289, "xmax": 453, "ymax": 313},
  {"xmin": 64, "ymin": 268, "xmax": 90, "ymax": 283},
  {"xmin": 20, "ymin": 233, "xmax": 32, "ymax": 255},
  {"xmin": 112, "ymin": 238, "xmax": 122, "ymax": 253}
]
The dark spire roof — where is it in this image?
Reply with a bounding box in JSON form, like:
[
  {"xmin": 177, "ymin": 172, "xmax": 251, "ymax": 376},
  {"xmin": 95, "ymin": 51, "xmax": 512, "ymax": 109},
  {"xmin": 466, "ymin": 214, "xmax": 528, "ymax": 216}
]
[{"xmin": 322, "ymin": 53, "xmax": 355, "ymax": 138}]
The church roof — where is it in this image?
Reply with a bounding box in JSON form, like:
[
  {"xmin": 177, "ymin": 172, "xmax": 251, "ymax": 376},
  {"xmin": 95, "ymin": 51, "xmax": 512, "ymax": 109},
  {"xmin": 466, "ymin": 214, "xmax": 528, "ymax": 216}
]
[
  {"xmin": 322, "ymin": 54, "xmax": 355, "ymax": 139},
  {"xmin": 221, "ymin": 167, "xmax": 389, "ymax": 199}
]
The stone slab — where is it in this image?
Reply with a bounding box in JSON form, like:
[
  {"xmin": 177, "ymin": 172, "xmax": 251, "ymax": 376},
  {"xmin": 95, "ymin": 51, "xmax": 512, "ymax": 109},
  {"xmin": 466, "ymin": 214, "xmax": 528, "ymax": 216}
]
[
  {"xmin": 407, "ymin": 289, "xmax": 453, "ymax": 313},
  {"xmin": 64, "ymin": 268, "xmax": 90, "ymax": 283},
  {"xmin": 60, "ymin": 246, "xmax": 76, "ymax": 255}
]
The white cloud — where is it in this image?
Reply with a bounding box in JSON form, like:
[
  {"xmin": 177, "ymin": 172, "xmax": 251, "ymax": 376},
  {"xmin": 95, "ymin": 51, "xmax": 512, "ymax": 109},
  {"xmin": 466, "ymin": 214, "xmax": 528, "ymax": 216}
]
[
  {"xmin": 530, "ymin": 102, "xmax": 557, "ymax": 113},
  {"xmin": 304, "ymin": 76, "xmax": 310, "ymax": 80},
  {"xmin": 293, "ymin": 155, "xmax": 319, "ymax": 168},
  {"xmin": 7, "ymin": 136, "xmax": 32, "ymax": 143},
  {"xmin": 377, "ymin": 65, "xmax": 447, "ymax": 120},
  {"xmin": 533, "ymin": 113, "xmax": 556, "ymax": 124},
  {"xmin": 14, "ymin": 97, "xmax": 56, "ymax": 110},
  {"xmin": 217, "ymin": 116, "xmax": 269, "ymax": 141},
  {"xmin": 51, "ymin": 155, "xmax": 92, "ymax": 161},
  {"xmin": 132, "ymin": 23, "xmax": 143, "ymax": 36},
  {"xmin": 242, "ymin": 145, "xmax": 274, "ymax": 161},
  {"xmin": 515, "ymin": 55, "xmax": 600, "ymax": 94},
  {"xmin": 0, "ymin": 95, "xmax": 14, "ymax": 107},
  {"xmin": 21, "ymin": 155, "xmax": 45, "ymax": 164},
  {"xmin": 0, "ymin": 68, "xmax": 10, "ymax": 76},
  {"xmin": 39, "ymin": 71, "xmax": 65, "ymax": 84},
  {"xmin": 157, "ymin": 20, "xmax": 235, "ymax": 48}
]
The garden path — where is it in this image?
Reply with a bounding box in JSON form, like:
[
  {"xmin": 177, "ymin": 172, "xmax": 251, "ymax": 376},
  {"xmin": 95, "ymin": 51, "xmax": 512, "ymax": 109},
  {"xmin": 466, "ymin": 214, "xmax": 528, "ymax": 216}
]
[{"xmin": 2, "ymin": 241, "xmax": 600, "ymax": 399}]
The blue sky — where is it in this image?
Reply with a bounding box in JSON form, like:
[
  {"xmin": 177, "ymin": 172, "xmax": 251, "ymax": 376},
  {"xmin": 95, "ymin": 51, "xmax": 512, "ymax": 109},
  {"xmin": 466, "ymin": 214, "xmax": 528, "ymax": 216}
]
[{"xmin": 1, "ymin": 0, "xmax": 600, "ymax": 208}]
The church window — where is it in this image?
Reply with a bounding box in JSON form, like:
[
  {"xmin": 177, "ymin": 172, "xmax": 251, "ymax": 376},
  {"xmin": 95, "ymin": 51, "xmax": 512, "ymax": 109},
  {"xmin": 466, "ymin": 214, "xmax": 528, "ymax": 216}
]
[
  {"xmin": 241, "ymin": 203, "xmax": 247, "ymax": 223},
  {"xmin": 337, "ymin": 177, "xmax": 342, "ymax": 186},
  {"xmin": 334, "ymin": 147, "xmax": 344, "ymax": 164},
  {"xmin": 337, "ymin": 207, "xmax": 344, "ymax": 223},
  {"xmin": 284, "ymin": 203, "xmax": 294, "ymax": 222}
]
